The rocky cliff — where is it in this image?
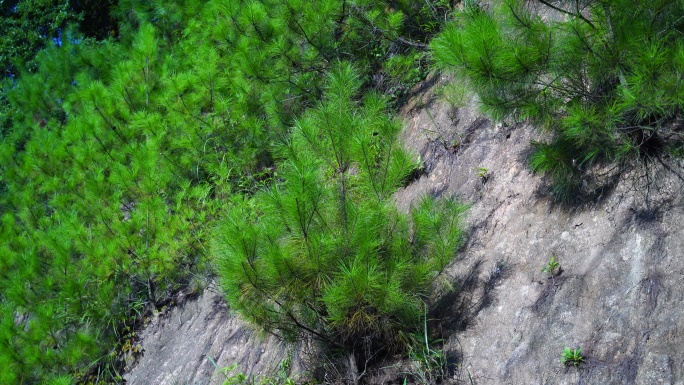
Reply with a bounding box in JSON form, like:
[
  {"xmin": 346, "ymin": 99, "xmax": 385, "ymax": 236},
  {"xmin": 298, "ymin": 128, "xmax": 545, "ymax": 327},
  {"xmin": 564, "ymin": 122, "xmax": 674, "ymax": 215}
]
[{"xmin": 125, "ymin": 75, "xmax": 684, "ymax": 385}]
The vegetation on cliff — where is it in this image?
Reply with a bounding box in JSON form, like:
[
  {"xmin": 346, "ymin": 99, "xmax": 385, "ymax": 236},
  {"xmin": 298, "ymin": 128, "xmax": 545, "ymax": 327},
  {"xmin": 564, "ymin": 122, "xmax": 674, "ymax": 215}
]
[
  {"xmin": 432, "ymin": 0, "xmax": 684, "ymax": 200},
  {"xmin": 0, "ymin": 0, "xmax": 457, "ymax": 383},
  {"xmin": 4, "ymin": 0, "xmax": 682, "ymax": 382},
  {"xmin": 213, "ymin": 64, "xmax": 465, "ymax": 379}
]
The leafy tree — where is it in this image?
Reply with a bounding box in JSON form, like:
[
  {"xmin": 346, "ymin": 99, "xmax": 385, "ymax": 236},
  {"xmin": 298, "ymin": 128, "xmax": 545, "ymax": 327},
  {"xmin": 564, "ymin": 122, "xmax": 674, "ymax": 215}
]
[
  {"xmin": 213, "ymin": 64, "xmax": 466, "ymax": 378},
  {"xmin": 432, "ymin": 0, "xmax": 684, "ymax": 200}
]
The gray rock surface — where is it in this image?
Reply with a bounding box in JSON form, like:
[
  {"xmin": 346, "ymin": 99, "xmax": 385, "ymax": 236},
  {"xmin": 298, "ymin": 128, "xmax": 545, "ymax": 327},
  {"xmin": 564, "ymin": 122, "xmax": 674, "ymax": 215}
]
[
  {"xmin": 124, "ymin": 74, "xmax": 684, "ymax": 384},
  {"xmin": 393, "ymin": 74, "xmax": 684, "ymax": 385},
  {"xmin": 123, "ymin": 287, "xmax": 307, "ymax": 385}
]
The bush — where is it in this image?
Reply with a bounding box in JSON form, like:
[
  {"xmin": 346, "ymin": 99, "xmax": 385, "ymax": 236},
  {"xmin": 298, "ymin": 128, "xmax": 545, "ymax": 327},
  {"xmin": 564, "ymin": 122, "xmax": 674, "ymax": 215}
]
[
  {"xmin": 213, "ymin": 64, "xmax": 466, "ymax": 375},
  {"xmin": 432, "ymin": 0, "xmax": 684, "ymax": 200},
  {"xmin": 0, "ymin": 1, "xmax": 456, "ymax": 381}
]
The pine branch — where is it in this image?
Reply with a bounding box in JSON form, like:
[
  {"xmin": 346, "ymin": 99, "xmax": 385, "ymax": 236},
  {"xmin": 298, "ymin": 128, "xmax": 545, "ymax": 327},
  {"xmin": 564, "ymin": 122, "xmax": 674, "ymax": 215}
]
[
  {"xmin": 535, "ymin": 0, "xmax": 596, "ymax": 29},
  {"xmin": 93, "ymin": 105, "xmax": 127, "ymax": 144},
  {"xmin": 354, "ymin": 7, "xmax": 429, "ymax": 50}
]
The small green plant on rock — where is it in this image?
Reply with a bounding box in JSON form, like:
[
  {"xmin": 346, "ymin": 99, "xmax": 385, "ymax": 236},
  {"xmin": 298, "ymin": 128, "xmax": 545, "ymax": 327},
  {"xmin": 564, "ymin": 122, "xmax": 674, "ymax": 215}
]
[
  {"xmin": 437, "ymin": 80, "xmax": 471, "ymax": 109},
  {"xmin": 541, "ymin": 256, "xmax": 560, "ymax": 275},
  {"xmin": 476, "ymin": 167, "xmax": 489, "ymax": 185},
  {"xmin": 406, "ymin": 308, "xmax": 447, "ymax": 384},
  {"xmin": 561, "ymin": 347, "xmax": 584, "ymax": 367}
]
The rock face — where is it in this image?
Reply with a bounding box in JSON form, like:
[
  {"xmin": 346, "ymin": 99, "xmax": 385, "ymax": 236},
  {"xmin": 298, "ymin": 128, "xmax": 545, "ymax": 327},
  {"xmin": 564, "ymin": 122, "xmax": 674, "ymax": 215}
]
[
  {"xmin": 394, "ymin": 74, "xmax": 684, "ymax": 385},
  {"xmin": 123, "ymin": 287, "xmax": 306, "ymax": 385},
  {"xmin": 124, "ymin": 75, "xmax": 684, "ymax": 384}
]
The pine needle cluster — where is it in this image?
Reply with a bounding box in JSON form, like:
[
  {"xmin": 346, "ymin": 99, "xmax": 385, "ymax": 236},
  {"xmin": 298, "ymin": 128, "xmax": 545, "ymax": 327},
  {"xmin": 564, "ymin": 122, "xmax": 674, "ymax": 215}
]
[
  {"xmin": 0, "ymin": 1, "xmax": 456, "ymax": 382},
  {"xmin": 432, "ymin": 0, "xmax": 684, "ymax": 200},
  {"xmin": 213, "ymin": 64, "xmax": 466, "ymax": 370}
]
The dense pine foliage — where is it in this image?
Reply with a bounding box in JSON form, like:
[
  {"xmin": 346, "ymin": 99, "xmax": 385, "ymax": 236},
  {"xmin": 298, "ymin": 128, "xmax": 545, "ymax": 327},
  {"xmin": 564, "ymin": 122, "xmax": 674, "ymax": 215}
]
[
  {"xmin": 0, "ymin": 0, "xmax": 459, "ymax": 383},
  {"xmin": 432, "ymin": 0, "xmax": 684, "ymax": 200},
  {"xmin": 213, "ymin": 65, "xmax": 465, "ymax": 375},
  {"xmin": 0, "ymin": 0, "xmax": 117, "ymax": 76}
]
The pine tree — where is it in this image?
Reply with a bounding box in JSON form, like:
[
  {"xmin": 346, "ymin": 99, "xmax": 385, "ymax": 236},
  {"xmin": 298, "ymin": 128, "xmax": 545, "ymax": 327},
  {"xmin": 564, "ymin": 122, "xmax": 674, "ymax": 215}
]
[
  {"xmin": 0, "ymin": 0, "xmax": 117, "ymax": 77},
  {"xmin": 0, "ymin": 0, "xmax": 455, "ymax": 381},
  {"xmin": 213, "ymin": 63, "xmax": 466, "ymax": 375},
  {"xmin": 432, "ymin": 0, "xmax": 684, "ymax": 200}
]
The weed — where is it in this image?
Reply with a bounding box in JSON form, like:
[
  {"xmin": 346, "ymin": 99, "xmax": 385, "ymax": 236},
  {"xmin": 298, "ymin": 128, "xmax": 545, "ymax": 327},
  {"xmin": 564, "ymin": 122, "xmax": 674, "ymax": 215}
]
[
  {"xmin": 406, "ymin": 308, "xmax": 447, "ymax": 384},
  {"xmin": 207, "ymin": 355, "xmax": 300, "ymax": 385},
  {"xmin": 561, "ymin": 347, "xmax": 585, "ymax": 367},
  {"xmin": 436, "ymin": 80, "xmax": 471, "ymax": 109},
  {"xmin": 541, "ymin": 256, "xmax": 560, "ymax": 275},
  {"xmin": 476, "ymin": 167, "xmax": 489, "ymax": 185}
]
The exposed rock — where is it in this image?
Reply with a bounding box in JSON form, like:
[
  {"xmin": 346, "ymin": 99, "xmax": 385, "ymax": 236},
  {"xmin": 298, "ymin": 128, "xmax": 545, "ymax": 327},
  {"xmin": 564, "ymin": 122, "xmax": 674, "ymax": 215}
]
[
  {"xmin": 123, "ymin": 287, "xmax": 308, "ymax": 385},
  {"xmin": 393, "ymin": 73, "xmax": 684, "ymax": 385}
]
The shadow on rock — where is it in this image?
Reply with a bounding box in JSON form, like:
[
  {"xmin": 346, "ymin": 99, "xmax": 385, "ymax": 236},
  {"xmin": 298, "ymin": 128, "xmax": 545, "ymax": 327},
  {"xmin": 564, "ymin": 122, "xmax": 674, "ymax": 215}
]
[{"xmin": 426, "ymin": 259, "xmax": 510, "ymax": 378}]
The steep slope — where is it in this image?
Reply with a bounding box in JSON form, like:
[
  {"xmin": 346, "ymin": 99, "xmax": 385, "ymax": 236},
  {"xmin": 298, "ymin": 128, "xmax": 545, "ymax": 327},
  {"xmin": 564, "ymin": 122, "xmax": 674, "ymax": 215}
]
[
  {"xmin": 395, "ymin": 74, "xmax": 684, "ymax": 384},
  {"xmin": 122, "ymin": 287, "xmax": 308, "ymax": 385},
  {"xmin": 124, "ymin": 74, "xmax": 684, "ymax": 384}
]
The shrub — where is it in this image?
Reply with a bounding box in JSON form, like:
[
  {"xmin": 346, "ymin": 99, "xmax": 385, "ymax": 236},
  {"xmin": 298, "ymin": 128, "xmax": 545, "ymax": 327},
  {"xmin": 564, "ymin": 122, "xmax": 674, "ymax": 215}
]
[{"xmin": 213, "ymin": 64, "xmax": 466, "ymax": 376}]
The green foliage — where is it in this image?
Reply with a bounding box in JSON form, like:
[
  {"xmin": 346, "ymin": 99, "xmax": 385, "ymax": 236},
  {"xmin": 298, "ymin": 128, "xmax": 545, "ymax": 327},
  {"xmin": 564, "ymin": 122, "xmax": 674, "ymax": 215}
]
[
  {"xmin": 0, "ymin": 22, "xmax": 236, "ymax": 381},
  {"xmin": 213, "ymin": 64, "xmax": 466, "ymax": 367},
  {"xmin": 0, "ymin": 0, "xmax": 74, "ymax": 75},
  {"xmin": 432, "ymin": 1, "xmax": 684, "ymax": 200},
  {"xmin": 207, "ymin": 356, "xmax": 298, "ymax": 385},
  {"xmin": 406, "ymin": 310, "xmax": 447, "ymax": 384},
  {"xmin": 436, "ymin": 78, "xmax": 471, "ymax": 109},
  {"xmin": 0, "ymin": 0, "xmax": 117, "ymax": 76},
  {"xmin": 476, "ymin": 166, "xmax": 489, "ymax": 183},
  {"xmin": 541, "ymin": 255, "xmax": 560, "ymax": 275},
  {"xmin": 0, "ymin": 0, "xmax": 116, "ymax": 138},
  {"xmin": 0, "ymin": 0, "xmax": 455, "ymax": 382},
  {"xmin": 561, "ymin": 347, "xmax": 585, "ymax": 367},
  {"xmin": 209, "ymin": 361, "xmax": 249, "ymax": 385}
]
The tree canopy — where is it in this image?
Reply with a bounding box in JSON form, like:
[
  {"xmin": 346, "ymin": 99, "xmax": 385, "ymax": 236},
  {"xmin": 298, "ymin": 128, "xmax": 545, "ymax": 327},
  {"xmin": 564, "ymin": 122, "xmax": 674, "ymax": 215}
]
[
  {"xmin": 0, "ymin": 0, "xmax": 459, "ymax": 383},
  {"xmin": 432, "ymin": 0, "xmax": 684, "ymax": 200}
]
